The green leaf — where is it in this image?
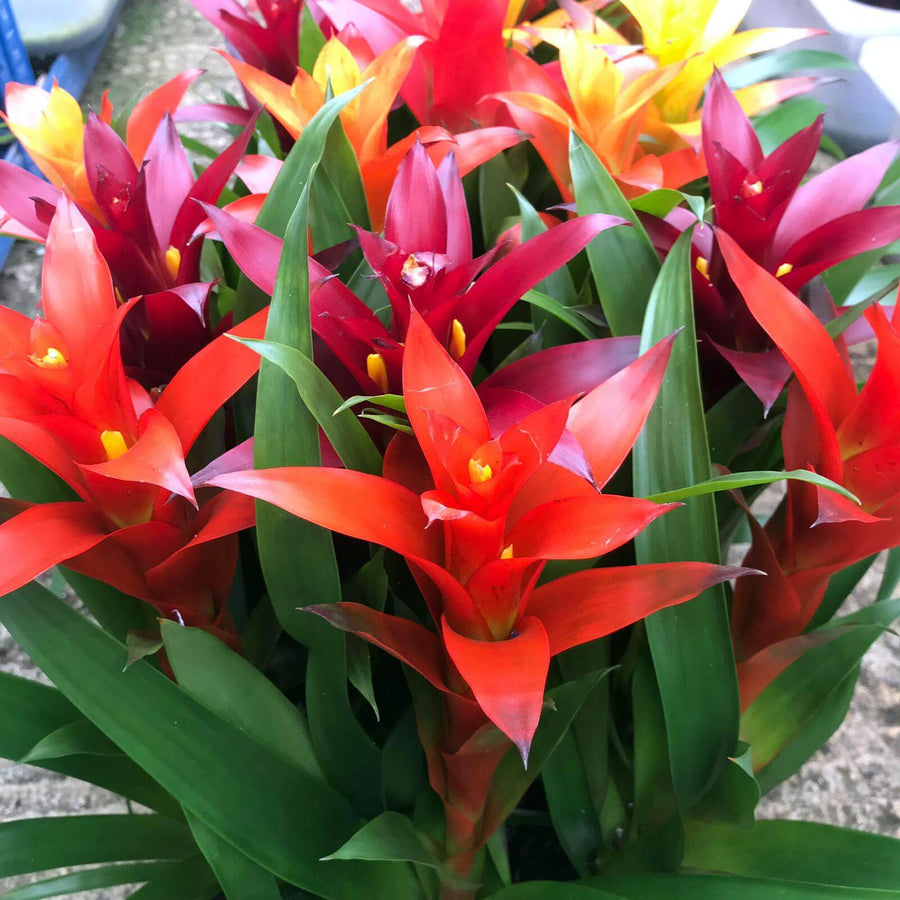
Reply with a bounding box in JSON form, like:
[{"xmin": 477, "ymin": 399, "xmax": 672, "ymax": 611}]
[
  {"xmin": 753, "ymin": 98, "xmax": 826, "ymax": 155},
  {"xmin": 825, "ymin": 291, "xmax": 883, "ymax": 340},
  {"xmin": 0, "ymin": 671, "xmax": 179, "ymax": 818},
  {"xmin": 625, "ymin": 647, "xmax": 682, "ymax": 872},
  {"xmin": 570, "ymin": 131, "xmax": 660, "ymax": 335},
  {"xmin": 688, "ymin": 742, "xmax": 759, "ymax": 829},
  {"xmin": 299, "ymin": 4, "xmax": 327, "ymax": 74},
  {"xmin": 741, "ymin": 597, "xmax": 900, "ymax": 773},
  {"xmin": 589, "ymin": 872, "xmax": 900, "ymax": 899},
  {"xmin": 878, "ymin": 546, "xmax": 900, "ymax": 601},
  {"xmin": 0, "ymin": 862, "xmax": 174, "ymax": 900},
  {"xmin": 542, "ymin": 721, "xmax": 605, "ymax": 877},
  {"xmin": 510, "ymin": 185, "xmax": 580, "ymax": 346},
  {"xmin": 161, "ymin": 621, "xmax": 323, "ymax": 779},
  {"xmin": 487, "ymin": 883, "xmax": 626, "ymax": 899},
  {"xmin": 705, "ymin": 384, "xmax": 763, "ymax": 467},
  {"xmin": 0, "ymin": 583, "xmax": 419, "ymax": 898},
  {"xmin": 343, "ymin": 551, "xmax": 389, "ymax": 720},
  {"xmin": 725, "ymin": 48, "xmax": 855, "ymax": 91},
  {"xmin": 253, "ymin": 165, "xmax": 382, "ymax": 812},
  {"xmin": 683, "ymin": 819, "xmax": 900, "ymax": 890},
  {"xmin": 126, "ymin": 856, "xmax": 220, "ymax": 900},
  {"xmin": 842, "ymin": 264, "xmax": 900, "ymax": 307},
  {"xmin": 0, "ymin": 437, "xmax": 74, "ymax": 503},
  {"xmin": 235, "ymin": 337, "xmax": 382, "ymax": 475},
  {"xmin": 630, "ymin": 189, "xmax": 705, "ymax": 222},
  {"xmin": 521, "ymin": 289, "xmax": 599, "ymax": 340},
  {"xmin": 645, "ymin": 469, "xmax": 859, "ymax": 505},
  {"xmin": 63, "ymin": 568, "xmax": 151, "ymax": 644},
  {"xmin": 310, "ymin": 165, "xmax": 357, "ymax": 252},
  {"xmin": 334, "ymin": 393, "xmax": 406, "ymax": 416},
  {"xmin": 542, "ymin": 640, "xmax": 614, "ymax": 876},
  {"xmin": 323, "ymin": 810, "xmax": 446, "ymax": 871},
  {"xmin": 0, "ymin": 671, "xmax": 82, "ymax": 760},
  {"xmin": 321, "ymin": 109, "xmax": 369, "ymax": 231},
  {"xmin": 0, "ymin": 815, "xmax": 191, "ymax": 878},
  {"xmin": 125, "ymin": 631, "xmax": 164, "ymax": 669},
  {"xmin": 187, "ymin": 813, "xmax": 281, "ymax": 900},
  {"xmin": 633, "ymin": 229, "xmax": 739, "ymax": 809},
  {"xmin": 359, "ymin": 410, "xmax": 413, "ymax": 433},
  {"xmin": 753, "ymin": 665, "xmax": 858, "ymax": 794},
  {"xmin": 380, "ymin": 707, "xmax": 425, "ymax": 813},
  {"xmin": 480, "ymin": 153, "xmax": 520, "ymax": 246},
  {"xmin": 20, "ymin": 718, "xmax": 120, "ymax": 763}
]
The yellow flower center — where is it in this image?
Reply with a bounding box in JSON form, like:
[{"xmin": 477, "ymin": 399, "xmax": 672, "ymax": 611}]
[
  {"xmin": 500, "ymin": 544, "xmax": 514, "ymax": 560},
  {"xmin": 366, "ymin": 352, "xmax": 389, "ymax": 393},
  {"xmin": 100, "ymin": 429, "xmax": 129, "ymax": 461},
  {"xmin": 449, "ymin": 318, "xmax": 466, "ymax": 361},
  {"xmin": 29, "ymin": 346, "xmax": 68, "ymax": 369},
  {"xmin": 743, "ymin": 179, "xmax": 764, "ymax": 196},
  {"xmin": 164, "ymin": 245, "xmax": 182, "ymax": 281},
  {"xmin": 468, "ymin": 457, "xmax": 494, "ymax": 484},
  {"xmin": 775, "ymin": 262, "xmax": 794, "ymax": 278}
]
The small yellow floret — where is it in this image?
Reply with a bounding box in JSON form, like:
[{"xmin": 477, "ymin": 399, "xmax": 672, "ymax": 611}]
[
  {"xmin": 745, "ymin": 179, "xmax": 763, "ymax": 195},
  {"xmin": 366, "ymin": 352, "xmax": 389, "ymax": 393},
  {"xmin": 695, "ymin": 256, "xmax": 709, "ymax": 280},
  {"xmin": 449, "ymin": 318, "xmax": 466, "ymax": 360},
  {"xmin": 30, "ymin": 346, "xmax": 68, "ymax": 369},
  {"xmin": 100, "ymin": 429, "xmax": 129, "ymax": 461},
  {"xmin": 500, "ymin": 544, "xmax": 514, "ymax": 560},
  {"xmin": 775, "ymin": 262, "xmax": 794, "ymax": 278},
  {"xmin": 164, "ymin": 245, "xmax": 182, "ymax": 281},
  {"xmin": 468, "ymin": 458, "xmax": 494, "ymax": 484}
]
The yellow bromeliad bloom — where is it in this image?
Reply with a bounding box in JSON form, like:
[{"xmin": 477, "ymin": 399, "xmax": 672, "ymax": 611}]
[
  {"xmin": 3, "ymin": 80, "xmax": 107, "ymax": 219},
  {"xmin": 620, "ymin": 0, "xmax": 820, "ymax": 146}
]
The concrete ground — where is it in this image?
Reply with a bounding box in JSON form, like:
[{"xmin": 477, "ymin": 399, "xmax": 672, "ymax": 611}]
[{"xmin": 0, "ymin": 1, "xmax": 899, "ymax": 896}]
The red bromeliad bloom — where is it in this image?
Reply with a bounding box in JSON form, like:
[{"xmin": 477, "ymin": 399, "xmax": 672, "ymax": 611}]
[
  {"xmin": 648, "ymin": 71, "xmax": 900, "ymax": 410},
  {"xmin": 719, "ymin": 235, "xmax": 900, "ymax": 691},
  {"xmin": 189, "ymin": 0, "xmax": 313, "ymax": 85},
  {"xmin": 317, "ymin": 0, "xmax": 530, "ymax": 130},
  {"xmin": 0, "ymin": 199, "xmax": 266, "ymax": 645},
  {"xmin": 203, "ymin": 141, "xmax": 624, "ymax": 402},
  {"xmin": 0, "ymin": 75, "xmax": 255, "ymax": 387},
  {"xmin": 202, "ymin": 307, "xmax": 752, "ymax": 871}
]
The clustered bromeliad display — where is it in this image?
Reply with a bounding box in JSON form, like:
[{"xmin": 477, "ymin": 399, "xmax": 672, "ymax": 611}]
[{"xmin": 0, "ymin": 1, "xmax": 899, "ymax": 897}]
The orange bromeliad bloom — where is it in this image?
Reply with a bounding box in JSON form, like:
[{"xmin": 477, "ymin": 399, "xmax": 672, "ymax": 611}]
[
  {"xmin": 223, "ymin": 31, "xmax": 522, "ymax": 227},
  {"xmin": 202, "ymin": 307, "xmax": 753, "ymax": 878},
  {"xmin": 498, "ymin": 30, "xmax": 704, "ymax": 198},
  {"xmin": 500, "ymin": 0, "xmax": 819, "ymax": 198}
]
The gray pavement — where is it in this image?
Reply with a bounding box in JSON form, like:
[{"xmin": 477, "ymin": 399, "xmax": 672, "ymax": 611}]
[{"xmin": 0, "ymin": 1, "xmax": 898, "ymax": 897}]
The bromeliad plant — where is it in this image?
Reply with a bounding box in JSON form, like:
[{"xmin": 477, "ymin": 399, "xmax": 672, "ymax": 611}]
[{"xmin": 0, "ymin": 1, "xmax": 900, "ymax": 899}]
